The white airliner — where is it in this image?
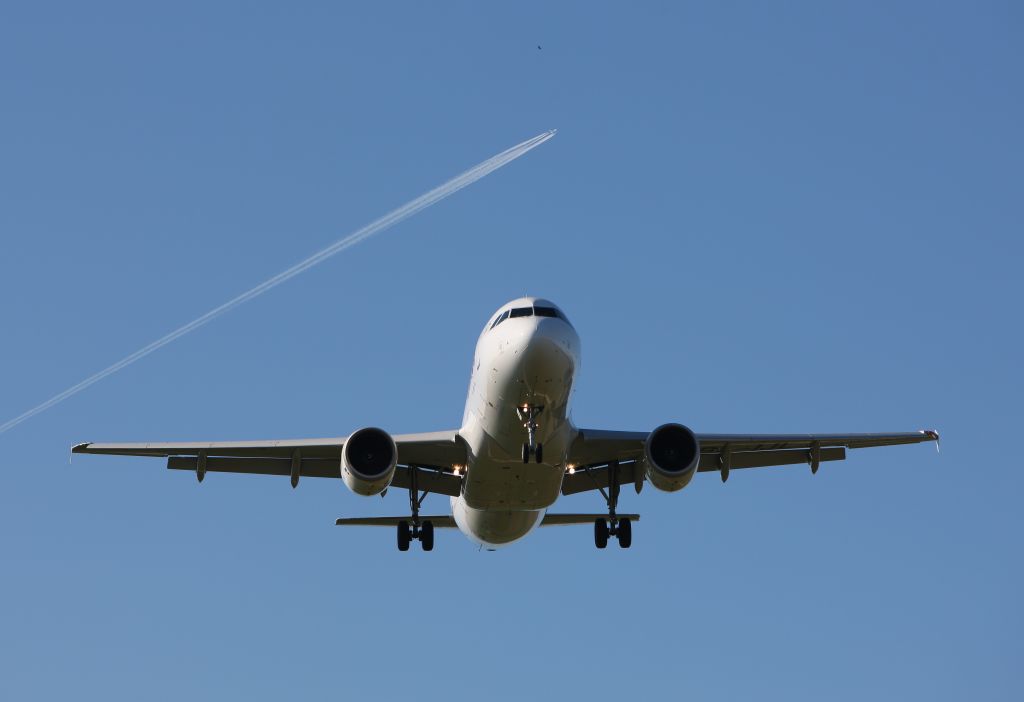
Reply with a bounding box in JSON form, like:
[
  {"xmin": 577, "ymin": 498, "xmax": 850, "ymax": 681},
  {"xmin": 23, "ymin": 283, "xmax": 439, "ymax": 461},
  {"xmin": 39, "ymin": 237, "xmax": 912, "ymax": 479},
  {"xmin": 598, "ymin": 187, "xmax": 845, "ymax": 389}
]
[{"xmin": 73, "ymin": 297, "xmax": 939, "ymax": 551}]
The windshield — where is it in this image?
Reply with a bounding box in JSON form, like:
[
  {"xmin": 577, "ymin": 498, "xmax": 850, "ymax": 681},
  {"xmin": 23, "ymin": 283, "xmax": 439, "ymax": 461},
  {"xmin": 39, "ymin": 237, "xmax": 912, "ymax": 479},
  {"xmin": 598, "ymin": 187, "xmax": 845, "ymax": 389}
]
[{"xmin": 492, "ymin": 305, "xmax": 570, "ymax": 330}]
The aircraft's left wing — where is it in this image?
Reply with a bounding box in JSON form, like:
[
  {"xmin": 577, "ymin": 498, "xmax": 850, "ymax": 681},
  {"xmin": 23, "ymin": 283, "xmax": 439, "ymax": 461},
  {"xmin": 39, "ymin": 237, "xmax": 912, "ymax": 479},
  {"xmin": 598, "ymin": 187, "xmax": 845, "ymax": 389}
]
[
  {"xmin": 72, "ymin": 430, "xmax": 467, "ymax": 496},
  {"xmin": 562, "ymin": 428, "xmax": 939, "ymax": 495}
]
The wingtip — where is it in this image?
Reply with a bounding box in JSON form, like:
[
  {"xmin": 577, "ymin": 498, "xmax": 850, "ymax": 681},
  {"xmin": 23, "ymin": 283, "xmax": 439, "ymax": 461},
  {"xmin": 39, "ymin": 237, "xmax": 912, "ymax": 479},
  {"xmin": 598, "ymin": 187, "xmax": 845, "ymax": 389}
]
[{"xmin": 69, "ymin": 442, "xmax": 91, "ymax": 465}]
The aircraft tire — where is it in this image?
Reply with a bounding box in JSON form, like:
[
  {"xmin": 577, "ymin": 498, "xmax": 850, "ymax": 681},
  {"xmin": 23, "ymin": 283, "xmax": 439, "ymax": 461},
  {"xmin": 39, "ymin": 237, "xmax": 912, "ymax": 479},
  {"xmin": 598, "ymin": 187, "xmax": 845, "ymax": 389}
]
[
  {"xmin": 421, "ymin": 521, "xmax": 434, "ymax": 552},
  {"xmin": 594, "ymin": 518, "xmax": 608, "ymax": 549},
  {"xmin": 397, "ymin": 520, "xmax": 411, "ymax": 551},
  {"xmin": 617, "ymin": 518, "xmax": 632, "ymax": 549}
]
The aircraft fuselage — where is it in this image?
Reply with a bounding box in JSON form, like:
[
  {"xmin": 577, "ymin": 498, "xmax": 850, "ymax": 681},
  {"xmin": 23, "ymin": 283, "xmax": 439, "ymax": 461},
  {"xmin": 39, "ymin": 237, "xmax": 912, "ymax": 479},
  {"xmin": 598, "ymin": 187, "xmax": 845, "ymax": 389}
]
[{"xmin": 452, "ymin": 298, "xmax": 580, "ymax": 547}]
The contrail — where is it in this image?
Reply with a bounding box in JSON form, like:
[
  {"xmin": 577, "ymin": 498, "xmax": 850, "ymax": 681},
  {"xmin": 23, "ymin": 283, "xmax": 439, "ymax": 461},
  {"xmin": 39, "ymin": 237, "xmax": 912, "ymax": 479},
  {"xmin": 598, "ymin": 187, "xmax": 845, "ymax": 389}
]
[{"xmin": 1, "ymin": 129, "xmax": 556, "ymax": 435}]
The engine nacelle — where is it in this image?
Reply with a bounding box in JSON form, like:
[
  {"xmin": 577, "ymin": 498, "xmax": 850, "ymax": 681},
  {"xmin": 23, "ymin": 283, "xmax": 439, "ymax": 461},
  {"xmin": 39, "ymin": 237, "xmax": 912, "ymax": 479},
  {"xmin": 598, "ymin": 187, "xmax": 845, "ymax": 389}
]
[
  {"xmin": 341, "ymin": 427, "xmax": 398, "ymax": 496},
  {"xmin": 639, "ymin": 423, "xmax": 700, "ymax": 492}
]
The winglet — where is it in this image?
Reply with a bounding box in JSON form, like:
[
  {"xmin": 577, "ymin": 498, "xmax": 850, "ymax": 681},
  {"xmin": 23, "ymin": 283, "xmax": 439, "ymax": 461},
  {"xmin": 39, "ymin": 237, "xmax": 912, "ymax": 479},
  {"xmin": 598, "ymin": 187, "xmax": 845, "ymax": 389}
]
[{"xmin": 924, "ymin": 429, "xmax": 941, "ymax": 453}]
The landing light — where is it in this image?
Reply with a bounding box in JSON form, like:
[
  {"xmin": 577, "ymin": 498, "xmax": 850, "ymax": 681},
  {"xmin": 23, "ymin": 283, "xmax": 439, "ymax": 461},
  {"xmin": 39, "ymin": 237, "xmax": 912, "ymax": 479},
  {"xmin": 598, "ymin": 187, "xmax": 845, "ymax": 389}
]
[{"xmin": 567, "ymin": 465, "xmax": 576, "ymax": 475}]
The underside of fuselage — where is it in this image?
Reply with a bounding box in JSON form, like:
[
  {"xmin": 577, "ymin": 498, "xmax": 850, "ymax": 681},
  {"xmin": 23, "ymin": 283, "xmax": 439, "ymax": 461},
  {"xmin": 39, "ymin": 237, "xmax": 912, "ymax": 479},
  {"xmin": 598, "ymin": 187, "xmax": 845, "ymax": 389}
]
[{"xmin": 451, "ymin": 499, "xmax": 546, "ymax": 547}]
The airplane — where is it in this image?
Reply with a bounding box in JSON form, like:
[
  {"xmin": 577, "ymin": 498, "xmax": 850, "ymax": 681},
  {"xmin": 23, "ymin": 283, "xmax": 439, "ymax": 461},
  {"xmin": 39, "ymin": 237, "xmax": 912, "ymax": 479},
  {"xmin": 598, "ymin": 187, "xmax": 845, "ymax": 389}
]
[{"xmin": 73, "ymin": 297, "xmax": 939, "ymax": 551}]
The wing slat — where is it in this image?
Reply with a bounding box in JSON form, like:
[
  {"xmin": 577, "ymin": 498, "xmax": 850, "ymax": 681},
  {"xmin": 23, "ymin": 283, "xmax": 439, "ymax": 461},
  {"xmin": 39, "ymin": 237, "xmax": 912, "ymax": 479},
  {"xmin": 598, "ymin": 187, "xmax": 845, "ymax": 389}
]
[{"xmin": 696, "ymin": 447, "xmax": 846, "ymax": 471}]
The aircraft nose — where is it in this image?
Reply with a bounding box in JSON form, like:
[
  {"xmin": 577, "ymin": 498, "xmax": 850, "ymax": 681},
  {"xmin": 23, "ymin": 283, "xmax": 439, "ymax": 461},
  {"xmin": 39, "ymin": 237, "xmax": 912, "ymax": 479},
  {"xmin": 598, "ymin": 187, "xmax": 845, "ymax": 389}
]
[{"xmin": 521, "ymin": 320, "xmax": 576, "ymax": 377}]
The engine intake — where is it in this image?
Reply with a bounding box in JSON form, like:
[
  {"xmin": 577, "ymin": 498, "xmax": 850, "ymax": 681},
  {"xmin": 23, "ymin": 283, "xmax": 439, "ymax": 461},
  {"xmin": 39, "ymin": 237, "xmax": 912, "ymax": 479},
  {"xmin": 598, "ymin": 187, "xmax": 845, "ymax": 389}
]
[
  {"xmin": 641, "ymin": 423, "xmax": 700, "ymax": 492},
  {"xmin": 341, "ymin": 427, "xmax": 398, "ymax": 496}
]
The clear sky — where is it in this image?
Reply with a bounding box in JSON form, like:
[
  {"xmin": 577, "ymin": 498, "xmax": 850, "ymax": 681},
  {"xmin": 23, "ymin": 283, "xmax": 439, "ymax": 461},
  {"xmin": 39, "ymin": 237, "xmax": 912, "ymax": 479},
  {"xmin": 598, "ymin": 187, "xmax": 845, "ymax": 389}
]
[{"xmin": 1, "ymin": 2, "xmax": 1020, "ymax": 699}]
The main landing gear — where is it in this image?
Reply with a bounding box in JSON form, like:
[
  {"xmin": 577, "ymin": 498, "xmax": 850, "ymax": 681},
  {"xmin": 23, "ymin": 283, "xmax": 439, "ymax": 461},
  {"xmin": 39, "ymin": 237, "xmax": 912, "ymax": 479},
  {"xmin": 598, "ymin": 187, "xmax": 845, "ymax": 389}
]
[
  {"xmin": 397, "ymin": 519, "xmax": 433, "ymax": 552},
  {"xmin": 518, "ymin": 404, "xmax": 544, "ymax": 464},
  {"xmin": 397, "ymin": 465, "xmax": 434, "ymax": 552},
  {"xmin": 592, "ymin": 460, "xmax": 632, "ymax": 549},
  {"xmin": 593, "ymin": 516, "xmax": 631, "ymax": 549}
]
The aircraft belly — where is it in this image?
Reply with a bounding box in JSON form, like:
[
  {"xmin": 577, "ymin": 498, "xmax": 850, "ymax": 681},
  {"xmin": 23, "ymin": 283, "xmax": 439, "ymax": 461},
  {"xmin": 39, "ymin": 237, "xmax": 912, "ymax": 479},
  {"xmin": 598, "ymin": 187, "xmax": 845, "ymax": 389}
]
[
  {"xmin": 452, "ymin": 496, "xmax": 544, "ymax": 547},
  {"xmin": 461, "ymin": 454, "xmax": 564, "ymax": 510}
]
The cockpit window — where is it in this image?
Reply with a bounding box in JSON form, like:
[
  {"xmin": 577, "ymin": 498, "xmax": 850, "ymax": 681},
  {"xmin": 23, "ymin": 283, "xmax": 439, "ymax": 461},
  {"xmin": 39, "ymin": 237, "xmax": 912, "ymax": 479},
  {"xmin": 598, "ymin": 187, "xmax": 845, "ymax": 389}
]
[
  {"xmin": 534, "ymin": 306, "xmax": 570, "ymax": 324},
  {"xmin": 491, "ymin": 305, "xmax": 570, "ymax": 330},
  {"xmin": 490, "ymin": 310, "xmax": 510, "ymax": 329}
]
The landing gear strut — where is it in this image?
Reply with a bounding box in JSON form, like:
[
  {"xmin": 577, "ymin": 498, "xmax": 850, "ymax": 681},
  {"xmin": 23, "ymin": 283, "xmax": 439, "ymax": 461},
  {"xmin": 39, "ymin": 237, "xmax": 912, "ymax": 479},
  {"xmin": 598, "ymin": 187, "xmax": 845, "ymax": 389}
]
[
  {"xmin": 397, "ymin": 465, "xmax": 434, "ymax": 552},
  {"xmin": 517, "ymin": 404, "xmax": 544, "ymax": 464},
  {"xmin": 591, "ymin": 460, "xmax": 632, "ymax": 549}
]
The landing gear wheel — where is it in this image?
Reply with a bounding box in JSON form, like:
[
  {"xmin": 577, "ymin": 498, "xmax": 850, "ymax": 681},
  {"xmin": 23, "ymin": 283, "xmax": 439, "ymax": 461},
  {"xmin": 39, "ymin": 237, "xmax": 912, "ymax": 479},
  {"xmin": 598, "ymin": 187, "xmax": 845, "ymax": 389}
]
[
  {"xmin": 522, "ymin": 443, "xmax": 530, "ymax": 464},
  {"xmin": 617, "ymin": 518, "xmax": 632, "ymax": 549},
  {"xmin": 594, "ymin": 518, "xmax": 609, "ymax": 549},
  {"xmin": 397, "ymin": 520, "xmax": 411, "ymax": 552},
  {"xmin": 420, "ymin": 521, "xmax": 434, "ymax": 552},
  {"xmin": 535, "ymin": 443, "xmax": 543, "ymax": 464}
]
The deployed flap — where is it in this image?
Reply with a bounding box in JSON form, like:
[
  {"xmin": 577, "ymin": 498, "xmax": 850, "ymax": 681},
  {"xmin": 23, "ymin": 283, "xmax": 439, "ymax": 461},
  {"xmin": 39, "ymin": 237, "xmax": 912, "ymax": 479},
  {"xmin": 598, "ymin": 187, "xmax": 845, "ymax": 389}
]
[
  {"xmin": 389, "ymin": 465, "xmax": 463, "ymax": 497},
  {"xmin": 562, "ymin": 463, "xmax": 643, "ymax": 496},
  {"xmin": 167, "ymin": 455, "xmax": 338, "ymax": 478},
  {"xmin": 696, "ymin": 447, "xmax": 846, "ymax": 471}
]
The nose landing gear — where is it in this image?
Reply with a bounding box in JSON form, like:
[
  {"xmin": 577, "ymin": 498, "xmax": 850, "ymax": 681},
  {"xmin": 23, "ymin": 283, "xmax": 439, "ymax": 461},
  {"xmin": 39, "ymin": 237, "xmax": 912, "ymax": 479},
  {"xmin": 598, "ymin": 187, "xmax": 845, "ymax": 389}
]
[
  {"xmin": 521, "ymin": 443, "xmax": 544, "ymax": 464},
  {"xmin": 517, "ymin": 405, "xmax": 545, "ymax": 464}
]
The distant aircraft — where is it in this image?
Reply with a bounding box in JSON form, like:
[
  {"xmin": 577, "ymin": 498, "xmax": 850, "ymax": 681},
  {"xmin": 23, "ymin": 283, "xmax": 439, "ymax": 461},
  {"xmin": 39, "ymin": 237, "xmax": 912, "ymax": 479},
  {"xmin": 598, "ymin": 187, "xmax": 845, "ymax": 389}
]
[{"xmin": 74, "ymin": 298, "xmax": 938, "ymax": 551}]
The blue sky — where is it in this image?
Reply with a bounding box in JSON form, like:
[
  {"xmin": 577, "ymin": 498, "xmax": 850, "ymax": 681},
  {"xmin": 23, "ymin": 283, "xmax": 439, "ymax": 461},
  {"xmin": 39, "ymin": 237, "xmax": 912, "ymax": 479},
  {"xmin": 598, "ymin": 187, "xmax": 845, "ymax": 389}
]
[{"xmin": 1, "ymin": 2, "xmax": 1020, "ymax": 699}]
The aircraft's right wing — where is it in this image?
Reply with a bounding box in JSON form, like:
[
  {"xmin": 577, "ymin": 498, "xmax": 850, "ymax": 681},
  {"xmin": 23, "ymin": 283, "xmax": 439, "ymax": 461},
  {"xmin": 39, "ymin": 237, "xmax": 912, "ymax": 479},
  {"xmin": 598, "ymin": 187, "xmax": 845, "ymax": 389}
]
[
  {"xmin": 562, "ymin": 428, "xmax": 939, "ymax": 495},
  {"xmin": 72, "ymin": 430, "xmax": 467, "ymax": 496}
]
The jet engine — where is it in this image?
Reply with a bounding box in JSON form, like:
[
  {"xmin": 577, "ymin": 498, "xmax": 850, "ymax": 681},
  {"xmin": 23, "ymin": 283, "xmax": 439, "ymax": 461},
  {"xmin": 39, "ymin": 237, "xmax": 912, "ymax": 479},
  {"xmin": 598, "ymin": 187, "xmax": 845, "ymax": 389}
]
[
  {"xmin": 341, "ymin": 427, "xmax": 398, "ymax": 496},
  {"xmin": 639, "ymin": 423, "xmax": 700, "ymax": 492}
]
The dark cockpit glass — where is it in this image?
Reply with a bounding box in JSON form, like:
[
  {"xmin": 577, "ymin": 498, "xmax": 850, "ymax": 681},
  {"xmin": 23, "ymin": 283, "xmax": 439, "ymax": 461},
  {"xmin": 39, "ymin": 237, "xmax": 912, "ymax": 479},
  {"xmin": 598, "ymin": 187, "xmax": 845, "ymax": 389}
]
[
  {"xmin": 535, "ymin": 306, "xmax": 570, "ymax": 324},
  {"xmin": 491, "ymin": 305, "xmax": 570, "ymax": 330},
  {"xmin": 490, "ymin": 309, "xmax": 510, "ymax": 329}
]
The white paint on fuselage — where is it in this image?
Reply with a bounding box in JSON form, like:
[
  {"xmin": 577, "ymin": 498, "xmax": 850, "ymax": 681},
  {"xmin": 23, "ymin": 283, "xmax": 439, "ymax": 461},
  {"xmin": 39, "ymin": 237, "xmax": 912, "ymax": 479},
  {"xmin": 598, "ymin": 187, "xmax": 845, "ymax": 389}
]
[{"xmin": 451, "ymin": 297, "xmax": 581, "ymax": 548}]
